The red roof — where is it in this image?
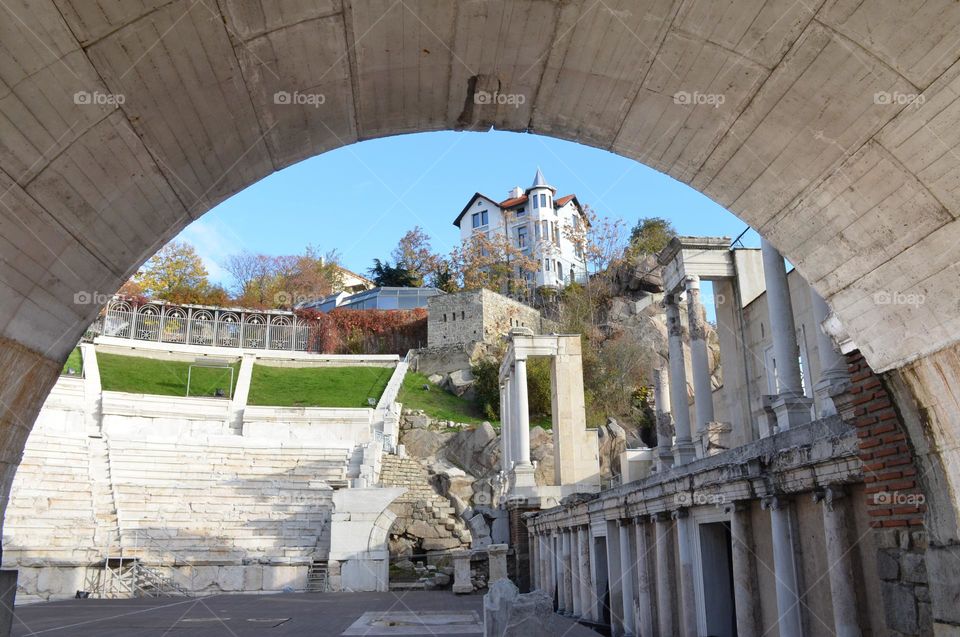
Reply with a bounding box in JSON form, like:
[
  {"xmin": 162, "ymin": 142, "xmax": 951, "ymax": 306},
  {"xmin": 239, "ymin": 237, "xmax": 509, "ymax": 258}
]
[
  {"xmin": 555, "ymin": 194, "xmax": 575, "ymax": 207},
  {"xmin": 499, "ymin": 194, "xmax": 528, "ymax": 208}
]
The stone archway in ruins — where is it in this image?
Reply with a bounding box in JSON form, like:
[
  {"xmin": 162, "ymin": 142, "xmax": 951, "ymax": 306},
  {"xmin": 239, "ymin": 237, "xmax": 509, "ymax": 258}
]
[{"xmin": 4, "ymin": 0, "xmax": 960, "ymax": 626}]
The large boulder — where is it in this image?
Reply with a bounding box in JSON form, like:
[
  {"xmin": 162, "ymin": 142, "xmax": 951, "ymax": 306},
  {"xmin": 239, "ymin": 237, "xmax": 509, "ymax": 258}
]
[
  {"xmin": 446, "ymin": 368, "xmax": 476, "ymax": 398},
  {"xmin": 444, "ymin": 422, "xmax": 500, "ymax": 475},
  {"xmin": 401, "ymin": 429, "xmax": 451, "ymax": 460}
]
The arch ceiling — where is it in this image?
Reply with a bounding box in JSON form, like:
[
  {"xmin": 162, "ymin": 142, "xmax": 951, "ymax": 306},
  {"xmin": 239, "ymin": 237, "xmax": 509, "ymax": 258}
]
[{"xmin": 3, "ymin": 0, "xmax": 960, "ymax": 518}]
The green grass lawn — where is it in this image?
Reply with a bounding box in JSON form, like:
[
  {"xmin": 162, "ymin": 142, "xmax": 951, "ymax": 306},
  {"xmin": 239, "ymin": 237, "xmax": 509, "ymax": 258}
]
[
  {"xmin": 397, "ymin": 371, "xmax": 491, "ymax": 425},
  {"xmin": 247, "ymin": 365, "xmax": 394, "ymax": 408},
  {"xmin": 98, "ymin": 353, "xmax": 241, "ymax": 398},
  {"xmin": 61, "ymin": 348, "xmax": 83, "ymax": 375}
]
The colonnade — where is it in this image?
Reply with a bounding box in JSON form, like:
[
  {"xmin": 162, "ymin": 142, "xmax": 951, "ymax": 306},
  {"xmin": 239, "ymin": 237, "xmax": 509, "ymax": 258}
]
[
  {"xmin": 529, "ymin": 487, "xmax": 863, "ymax": 636},
  {"xmin": 657, "ymin": 240, "xmax": 848, "ymax": 464},
  {"xmin": 499, "ymin": 355, "xmax": 535, "ymax": 488}
]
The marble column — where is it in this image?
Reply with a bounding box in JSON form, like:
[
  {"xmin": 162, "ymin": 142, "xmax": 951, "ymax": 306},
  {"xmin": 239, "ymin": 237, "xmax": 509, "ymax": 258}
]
[
  {"xmin": 673, "ymin": 509, "xmax": 697, "ymax": 637},
  {"xmin": 653, "ymin": 367, "xmax": 674, "ymax": 471},
  {"xmin": 511, "ymin": 358, "xmax": 536, "ymax": 487},
  {"xmin": 652, "ymin": 513, "xmax": 675, "ymax": 637},
  {"xmin": 664, "ymin": 294, "xmax": 695, "ymax": 464},
  {"xmin": 529, "ymin": 530, "xmax": 539, "ymax": 590},
  {"xmin": 814, "ymin": 488, "xmax": 861, "ymax": 637},
  {"xmin": 619, "ymin": 520, "xmax": 636, "ymax": 636},
  {"xmin": 633, "ymin": 518, "xmax": 655, "ymax": 637},
  {"xmin": 605, "ymin": 519, "xmax": 625, "ymax": 636},
  {"xmin": 570, "ymin": 529, "xmax": 583, "ymax": 617},
  {"xmin": 760, "ymin": 238, "xmax": 812, "ymax": 431},
  {"xmin": 685, "ymin": 275, "xmax": 714, "ymax": 457},
  {"xmin": 539, "ymin": 533, "xmax": 551, "ymax": 594},
  {"xmin": 577, "ymin": 526, "xmax": 594, "ymax": 621},
  {"xmin": 550, "ymin": 531, "xmax": 560, "ymax": 608},
  {"xmin": 560, "ymin": 530, "xmax": 573, "ymax": 614},
  {"xmin": 809, "ymin": 290, "xmax": 850, "ymax": 417},
  {"xmin": 762, "ymin": 496, "xmax": 803, "ymax": 637},
  {"xmin": 727, "ymin": 502, "xmax": 760, "ymax": 637},
  {"xmin": 500, "ymin": 379, "xmax": 513, "ymax": 472}
]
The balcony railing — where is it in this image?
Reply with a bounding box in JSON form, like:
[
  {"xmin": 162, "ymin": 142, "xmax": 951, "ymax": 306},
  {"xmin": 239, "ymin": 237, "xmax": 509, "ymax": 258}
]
[{"xmin": 94, "ymin": 298, "xmax": 313, "ymax": 351}]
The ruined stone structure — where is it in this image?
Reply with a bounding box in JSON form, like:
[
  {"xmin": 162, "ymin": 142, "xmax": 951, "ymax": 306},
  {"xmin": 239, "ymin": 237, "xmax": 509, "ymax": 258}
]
[
  {"xmin": 522, "ymin": 237, "xmax": 930, "ymax": 636},
  {"xmin": 426, "ymin": 288, "xmax": 547, "ymax": 349},
  {"xmin": 4, "ymin": 2, "xmax": 960, "ymax": 633},
  {"xmin": 3, "ymin": 341, "xmax": 409, "ymax": 601}
]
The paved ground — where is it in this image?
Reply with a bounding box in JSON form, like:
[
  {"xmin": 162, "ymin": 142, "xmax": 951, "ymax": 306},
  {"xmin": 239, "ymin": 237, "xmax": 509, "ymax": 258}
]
[{"xmin": 11, "ymin": 591, "xmax": 488, "ymax": 636}]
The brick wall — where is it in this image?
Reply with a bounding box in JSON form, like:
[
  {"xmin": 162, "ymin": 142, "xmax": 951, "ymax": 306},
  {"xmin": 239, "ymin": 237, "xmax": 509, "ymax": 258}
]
[
  {"xmin": 506, "ymin": 504, "xmax": 535, "ymax": 592},
  {"xmin": 842, "ymin": 350, "xmax": 925, "ymax": 528},
  {"xmin": 841, "ymin": 350, "xmax": 931, "ymax": 635}
]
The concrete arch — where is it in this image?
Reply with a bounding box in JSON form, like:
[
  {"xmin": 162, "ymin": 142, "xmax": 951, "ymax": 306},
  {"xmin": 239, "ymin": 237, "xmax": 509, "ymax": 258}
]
[{"xmin": 2, "ymin": 0, "xmax": 960, "ymax": 619}]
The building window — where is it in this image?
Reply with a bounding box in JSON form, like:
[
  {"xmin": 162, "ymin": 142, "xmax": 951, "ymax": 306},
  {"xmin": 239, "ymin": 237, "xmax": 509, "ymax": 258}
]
[
  {"xmin": 570, "ymin": 266, "xmax": 575, "ymax": 281},
  {"xmin": 517, "ymin": 225, "xmax": 528, "ymax": 248},
  {"xmin": 472, "ymin": 211, "xmax": 488, "ymax": 228},
  {"xmin": 516, "ymin": 207, "xmax": 526, "ymax": 217},
  {"xmin": 544, "ymin": 259, "xmax": 551, "ymax": 272},
  {"xmin": 472, "ymin": 212, "xmax": 480, "ymax": 228},
  {"xmin": 461, "ymin": 311, "xmax": 465, "ymax": 320},
  {"xmin": 443, "ymin": 313, "xmax": 447, "ymax": 322},
  {"xmin": 540, "ymin": 193, "xmax": 546, "ymax": 208}
]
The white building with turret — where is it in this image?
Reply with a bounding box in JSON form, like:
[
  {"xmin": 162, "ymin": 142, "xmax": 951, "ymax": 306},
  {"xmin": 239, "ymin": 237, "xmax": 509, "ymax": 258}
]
[{"xmin": 453, "ymin": 169, "xmax": 589, "ymax": 290}]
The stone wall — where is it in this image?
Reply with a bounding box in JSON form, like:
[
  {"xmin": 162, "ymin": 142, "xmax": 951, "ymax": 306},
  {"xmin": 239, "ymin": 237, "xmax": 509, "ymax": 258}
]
[
  {"xmin": 838, "ymin": 351, "xmax": 931, "ymax": 636},
  {"xmin": 427, "ymin": 289, "xmax": 545, "ymax": 348}
]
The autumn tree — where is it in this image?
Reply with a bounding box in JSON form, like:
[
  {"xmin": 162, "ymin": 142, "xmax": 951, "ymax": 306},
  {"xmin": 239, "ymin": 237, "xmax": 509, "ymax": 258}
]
[
  {"xmin": 134, "ymin": 241, "xmax": 215, "ymax": 304},
  {"xmin": 449, "ymin": 209, "xmax": 539, "ymax": 296},
  {"xmin": 225, "ymin": 251, "xmax": 276, "ymax": 307},
  {"xmin": 226, "ymin": 246, "xmax": 344, "ymax": 309},
  {"xmin": 565, "ymin": 204, "xmax": 628, "ymax": 276},
  {"xmin": 391, "ymin": 226, "xmax": 441, "ymax": 286}
]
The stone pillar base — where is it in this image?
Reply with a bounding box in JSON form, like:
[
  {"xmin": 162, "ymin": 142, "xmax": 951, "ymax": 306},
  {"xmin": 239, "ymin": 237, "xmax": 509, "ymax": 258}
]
[
  {"xmin": 510, "ymin": 464, "xmax": 536, "ymax": 490},
  {"xmin": 673, "ymin": 441, "xmax": 696, "ymax": 465},
  {"xmin": 770, "ymin": 391, "xmax": 814, "ymax": 431},
  {"xmin": 452, "ymin": 550, "xmax": 473, "ymax": 594}
]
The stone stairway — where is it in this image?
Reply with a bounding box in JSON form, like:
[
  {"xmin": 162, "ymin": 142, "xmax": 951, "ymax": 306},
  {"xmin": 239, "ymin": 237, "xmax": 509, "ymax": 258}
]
[
  {"xmin": 88, "ymin": 435, "xmax": 121, "ymax": 551},
  {"xmin": 378, "ymin": 455, "xmax": 471, "ymax": 551}
]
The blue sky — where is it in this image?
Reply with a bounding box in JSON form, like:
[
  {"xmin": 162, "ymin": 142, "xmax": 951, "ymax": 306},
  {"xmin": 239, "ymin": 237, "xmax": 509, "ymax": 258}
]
[{"xmin": 179, "ymin": 129, "xmax": 760, "ymax": 291}]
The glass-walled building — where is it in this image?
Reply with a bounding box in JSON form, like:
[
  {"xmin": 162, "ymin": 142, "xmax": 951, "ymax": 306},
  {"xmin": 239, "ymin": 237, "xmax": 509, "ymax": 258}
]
[{"xmin": 302, "ymin": 287, "xmax": 443, "ymax": 313}]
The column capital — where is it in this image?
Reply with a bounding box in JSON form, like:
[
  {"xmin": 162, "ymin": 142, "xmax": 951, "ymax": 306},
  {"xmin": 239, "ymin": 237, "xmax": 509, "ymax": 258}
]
[
  {"xmin": 723, "ymin": 500, "xmax": 751, "ymax": 515},
  {"xmin": 761, "ymin": 495, "xmax": 792, "ymax": 511},
  {"xmin": 812, "ymin": 485, "xmax": 848, "ymax": 507},
  {"xmin": 671, "ymin": 508, "xmax": 689, "ymax": 520},
  {"xmin": 684, "ymin": 273, "xmax": 701, "ymax": 288}
]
